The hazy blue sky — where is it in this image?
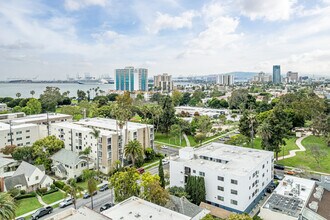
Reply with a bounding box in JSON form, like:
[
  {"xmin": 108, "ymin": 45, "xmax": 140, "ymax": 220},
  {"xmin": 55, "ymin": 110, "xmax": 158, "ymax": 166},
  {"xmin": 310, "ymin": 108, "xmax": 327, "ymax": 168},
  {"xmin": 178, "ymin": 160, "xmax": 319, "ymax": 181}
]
[{"xmin": 0, "ymin": 0, "xmax": 330, "ymax": 80}]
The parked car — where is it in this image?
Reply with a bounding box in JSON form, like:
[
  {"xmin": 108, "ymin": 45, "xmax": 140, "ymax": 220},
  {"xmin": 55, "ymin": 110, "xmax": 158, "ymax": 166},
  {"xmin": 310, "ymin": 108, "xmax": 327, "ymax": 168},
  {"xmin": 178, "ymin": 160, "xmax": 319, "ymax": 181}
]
[
  {"xmin": 285, "ymin": 170, "xmax": 296, "ymax": 175},
  {"xmin": 274, "ymin": 164, "xmax": 285, "ymax": 170},
  {"xmin": 137, "ymin": 167, "xmax": 145, "ymax": 174},
  {"xmin": 100, "ymin": 203, "xmax": 114, "ymax": 212},
  {"xmin": 59, "ymin": 198, "xmax": 74, "ymax": 208},
  {"xmin": 162, "ymin": 159, "xmax": 169, "ymax": 165},
  {"xmin": 83, "ymin": 191, "xmax": 97, "ymax": 199},
  {"xmin": 219, "ymin": 138, "xmax": 225, "ymax": 141},
  {"xmin": 161, "ymin": 145, "xmax": 168, "ymax": 149},
  {"xmin": 99, "ymin": 184, "xmax": 109, "ymax": 192},
  {"xmin": 292, "ymin": 168, "xmax": 304, "ymax": 174},
  {"xmin": 274, "ymin": 174, "xmax": 284, "ymax": 180},
  {"xmin": 310, "ymin": 177, "xmax": 321, "ymax": 182},
  {"xmin": 31, "ymin": 206, "xmax": 53, "ymax": 219}
]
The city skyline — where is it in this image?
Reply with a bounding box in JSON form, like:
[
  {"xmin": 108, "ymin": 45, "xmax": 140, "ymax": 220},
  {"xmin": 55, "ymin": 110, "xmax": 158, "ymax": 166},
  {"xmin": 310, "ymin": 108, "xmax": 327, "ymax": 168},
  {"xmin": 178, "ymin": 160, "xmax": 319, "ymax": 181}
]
[{"xmin": 1, "ymin": 0, "xmax": 330, "ymax": 80}]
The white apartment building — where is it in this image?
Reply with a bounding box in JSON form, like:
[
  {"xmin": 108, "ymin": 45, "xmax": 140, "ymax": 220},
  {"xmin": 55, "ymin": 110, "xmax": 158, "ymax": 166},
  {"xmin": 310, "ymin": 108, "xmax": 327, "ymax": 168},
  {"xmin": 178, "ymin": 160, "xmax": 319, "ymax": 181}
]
[
  {"xmin": 0, "ymin": 122, "xmax": 41, "ymax": 148},
  {"xmin": 216, "ymin": 74, "xmax": 234, "ymax": 85},
  {"xmin": 154, "ymin": 73, "xmax": 173, "ymax": 92},
  {"xmin": 170, "ymin": 143, "xmax": 274, "ymax": 213},
  {"xmin": 51, "ymin": 118, "xmax": 154, "ymax": 174},
  {"xmin": 0, "ymin": 112, "xmax": 25, "ymax": 121},
  {"xmin": 0, "ymin": 103, "xmax": 7, "ymax": 112}
]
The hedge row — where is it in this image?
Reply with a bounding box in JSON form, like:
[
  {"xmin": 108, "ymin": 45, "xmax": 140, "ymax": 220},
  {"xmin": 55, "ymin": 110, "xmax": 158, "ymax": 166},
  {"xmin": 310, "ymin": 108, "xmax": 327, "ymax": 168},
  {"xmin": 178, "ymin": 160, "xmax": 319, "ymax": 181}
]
[
  {"xmin": 15, "ymin": 192, "xmax": 36, "ymax": 200},
  {"xmin": 36, "ymin": 188, "xmax": 59, "ymax": 196}
]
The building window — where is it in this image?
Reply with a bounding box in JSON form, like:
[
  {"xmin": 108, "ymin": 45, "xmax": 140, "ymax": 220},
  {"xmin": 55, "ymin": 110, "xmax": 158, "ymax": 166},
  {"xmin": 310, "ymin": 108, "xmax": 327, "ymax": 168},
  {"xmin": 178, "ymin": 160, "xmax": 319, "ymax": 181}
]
[
  {"xmin": 199, "ymin": 171, "xmax": 205, "ymax": 177},
  {"xmin": 231, "ymin": 179, "xmax": 238, "ymax": 185},
  {"xmin": 16, "ymin": 137, "xmax": 22, "ymax": 141},
  {"xmin": 26, "ymin": 130, "xmax": 30, "ymax": 133},
  {"xmin": 193, "ymin": 170, "xmax": 196, "ymax": 173},
  {"xmin": 35, "ymin": 176, "xmax": 39, "ymax": 180},
  {"xmin": 217, "ymin": 196, "xmax": 224, "ymax": 201},
  {"xmin": 218, "ymin": 186, "xmax": 224, "ymax": 191},
  {"xmin": 218, "ymin": 176, "xmax": 224, "ymax": 181},
  {"xmin": 262, "ymin": 164, "xmax": 265, "ymax": 169},
  {"xmin": 26, "ymin": 136, "xmax": 30, "ymax": 139},
  {"xmin": 231, "ymin": 200, "xmax": 238, "ymax": 205},
  {"xmin": 231, "ymin": 189, "xmax": 238, "ymax": 195}
]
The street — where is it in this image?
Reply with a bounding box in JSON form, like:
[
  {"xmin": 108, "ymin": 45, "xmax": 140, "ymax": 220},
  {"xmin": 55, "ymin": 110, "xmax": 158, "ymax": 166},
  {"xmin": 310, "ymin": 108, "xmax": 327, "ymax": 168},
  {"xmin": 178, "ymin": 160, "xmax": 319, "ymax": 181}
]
[{"xmin": 37, "ymin": 189, "xmax": 114, "ymax": 220}]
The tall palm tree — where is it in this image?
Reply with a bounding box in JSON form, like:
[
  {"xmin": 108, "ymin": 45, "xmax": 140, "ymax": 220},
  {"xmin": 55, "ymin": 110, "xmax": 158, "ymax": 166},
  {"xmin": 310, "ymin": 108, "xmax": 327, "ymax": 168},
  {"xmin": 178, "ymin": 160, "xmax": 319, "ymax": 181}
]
[
  {"xmin": 16, "ymin": 93, "xmax": 21, "ymax": 99},
  {"xmin": 0, "ymin": 193, "xmax": 16, "ymax": 220},
  {"xmin": 30, "ymin": 90, "xmax": 35, "ymax": 98},
  {"xmin": 82, "ymin": 169, "xmax": 97, "ymax": 209},
  {"xmin": 66, "ymin": 178, "xmax": 83, "ymax": 209},
  {"xmin": 247, "ymin": 113, "xmax": 257, "ymax": 147},
  {"xmin": 124, "ymin": 140, "xmax": 144, "ymax": 166},
  {"xmin": 90, "ymin": 128, "xmax": 101, "ymax": 172},
  {"xmin": 79, "ymin": 146, "xmax": 92, "ymax": 169}
]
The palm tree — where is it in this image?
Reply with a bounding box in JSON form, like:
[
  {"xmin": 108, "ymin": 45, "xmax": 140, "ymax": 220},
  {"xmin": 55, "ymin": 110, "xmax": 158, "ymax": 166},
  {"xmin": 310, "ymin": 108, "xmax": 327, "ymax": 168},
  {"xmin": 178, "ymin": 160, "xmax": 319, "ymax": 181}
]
[
  {"xmin": 79, "ymin": 146, "xmax": 92, "ymax": 169},
  {"xmin": 124, "ymin": 140, "xmax": 144, "ymax": 166},
  {"xmin": 247, "ymin": 113, "xmax": 257, "ymax": 147},
  {"xmin": 16, "ymin": 93, "xmax": 21, "ymax": 99},
  {"xmin": 82, "ymin": 169, "xmax": 97, "ymax": 209},
  {"xmin": 0, "ymin": 193, "xmax": 16, "ymax": 220},
  {"xmin": 90, "ymin": 128, "xmax": 101, "ymax": 172},
  {"xmin": 30, "ymin": 90, "xmax": 35, "ymax": 98},
  {"xmin": 66, "ymin": 178, "xmax": 83, "ymax": 209}
]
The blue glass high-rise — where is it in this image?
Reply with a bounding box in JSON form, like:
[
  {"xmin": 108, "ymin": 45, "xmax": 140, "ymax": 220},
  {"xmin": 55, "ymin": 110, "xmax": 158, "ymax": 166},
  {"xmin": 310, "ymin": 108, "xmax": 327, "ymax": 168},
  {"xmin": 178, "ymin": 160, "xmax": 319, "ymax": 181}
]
[{"xmin": 273, "ymin": 65, "xmax": 281, "ymax": 84}]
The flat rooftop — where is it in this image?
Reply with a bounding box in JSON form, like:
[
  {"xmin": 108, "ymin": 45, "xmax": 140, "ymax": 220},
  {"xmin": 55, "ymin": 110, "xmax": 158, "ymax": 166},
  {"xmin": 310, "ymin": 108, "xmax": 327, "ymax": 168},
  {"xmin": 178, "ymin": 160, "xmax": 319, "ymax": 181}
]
[
  {"xmin": 175, "ymin": 106, "xmax": 228, "ymax": 113},
  {"xmin": 45, "ymin": 207, "xmax": 110, "ymax": 220},
  {"xmin": 175, "ymin": 143, "xmax": 273, "ymax": 176},
  {"xmin": 10, "ymin": 113, "xmax": 72, "ymax": 124},
  {"xmin": 52, "ymin": 122, "xmax": 116, "ymax": 136},
  {"xmin": 0, "ymin": 122, "xmax": 37, "ymax": 131},
  {"xmin": 102, "ymin": 196, "xmax": 190, "ymax": 220},
  {"xmin": 262, "ymin": 176, "xmax": 315, "ymax": 218},
  {"xmin": 307, "ymin": 185, "xmax": 330, "ymax": 219},
  {"xmin": 77, "ymin": 118, "xmax": 152, "ymax": 131}
]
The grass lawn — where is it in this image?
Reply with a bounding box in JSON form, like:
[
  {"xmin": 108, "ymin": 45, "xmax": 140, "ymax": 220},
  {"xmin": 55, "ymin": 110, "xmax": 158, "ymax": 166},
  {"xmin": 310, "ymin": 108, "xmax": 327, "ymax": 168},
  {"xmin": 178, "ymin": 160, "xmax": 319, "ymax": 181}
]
[
  {"xmin": 280, "ymin": 136, "xmax": 330, "ymax": 173},
  {"xmin": 155, "ymin": 132, "xmax": 187, "ymax": 147},
  {"xmin": 77, "ymin": 180, "xmax": 101, "ymax": 190},
  {"xmin": 42, "ymin": 191, "xmax": 65, "ymax": 204},
  {"xmin": 15, "ymin": 197, "xmax": 42, "ymax": 217}
]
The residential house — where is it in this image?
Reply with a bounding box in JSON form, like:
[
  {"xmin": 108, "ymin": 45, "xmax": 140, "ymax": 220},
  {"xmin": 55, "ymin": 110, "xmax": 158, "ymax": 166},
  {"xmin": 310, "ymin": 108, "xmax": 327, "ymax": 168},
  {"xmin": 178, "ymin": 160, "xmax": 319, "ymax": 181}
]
[{"xmin": 51, "ymin": 149, "xmax": 88, "ymax": 179}]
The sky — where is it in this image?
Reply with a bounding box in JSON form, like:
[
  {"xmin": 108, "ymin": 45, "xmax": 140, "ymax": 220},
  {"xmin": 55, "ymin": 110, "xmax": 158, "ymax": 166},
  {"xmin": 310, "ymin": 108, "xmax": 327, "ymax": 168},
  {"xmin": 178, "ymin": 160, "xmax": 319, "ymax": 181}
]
[{"xmin": 0, "ymin": 0, "xmax": 330, "ymax": 80}]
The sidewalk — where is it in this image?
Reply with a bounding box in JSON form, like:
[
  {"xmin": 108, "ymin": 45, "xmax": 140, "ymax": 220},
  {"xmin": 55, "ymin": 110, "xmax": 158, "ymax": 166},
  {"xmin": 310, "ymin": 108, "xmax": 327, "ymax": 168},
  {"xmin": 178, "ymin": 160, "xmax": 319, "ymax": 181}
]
[
  {"xmin": 183, "ymin": 133, "xmax": 190, "ymax": 147},
  {"xmin": 277, "ymin": 134, "xmax": 309, "ymax": 160}
]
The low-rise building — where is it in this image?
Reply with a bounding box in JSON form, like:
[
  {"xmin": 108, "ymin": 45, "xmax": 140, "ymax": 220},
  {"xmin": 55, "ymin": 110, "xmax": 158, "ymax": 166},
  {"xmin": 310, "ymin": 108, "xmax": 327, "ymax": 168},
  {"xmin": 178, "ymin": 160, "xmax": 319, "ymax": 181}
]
[
  {"xmin": 2, "ymin": 161, "xmax": 53, "ymax": 192},
  {"xmin": 260, "ymin": 175, "xmax": 330, "ymax": 220},
  {"xmin": 175, "ymin": 106, "xmax": 228, "ymax": 118},
  {"xmin": 170, "ymin": 143, "xmax": 274, "ymax": 214},
  {"xmin": 0, "ymin": 122, "xmax": 41, "ymax": 148},
  {"xmin": 102, "ymin": 196, "xmax": 209, "ymax": 220},
  {"xmin": 0, "ymin": 112, "xmax": 26, "ymax": 121},
  {"xmin": 154, "ymin": 73, "xmax": 174, "ymax": 92},
  {"xmin": 0, "ymin": 157, "xmax": 20, "ymax": 178},
  {"xmin": 45, "ymin": 207, "xmax": 109, "ymax": 220},
  {"xmin": 51, "ymin": 149, "xmax": 89, "ymax": 179},
  {"xmin": 0, "ymin": 103, "xmax": 8, "ymax": 112}
]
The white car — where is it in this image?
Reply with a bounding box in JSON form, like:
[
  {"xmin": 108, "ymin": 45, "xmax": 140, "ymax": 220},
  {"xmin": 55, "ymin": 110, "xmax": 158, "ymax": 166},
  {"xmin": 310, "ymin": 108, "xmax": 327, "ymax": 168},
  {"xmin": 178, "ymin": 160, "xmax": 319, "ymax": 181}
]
[
  {"xmin": 161, "ymin": 145, "xmax": 168, "ymax": 149},
  {"xmin": 59, "ymin": 198, "xmax": 74, "ymax": 208},
  {"xmin": 292, "ymin": 168, "xmax": 304, "ymax": 174},
  {"xmin": 162, "ymin": 159, "xmax": 169, "ymax": 165}
]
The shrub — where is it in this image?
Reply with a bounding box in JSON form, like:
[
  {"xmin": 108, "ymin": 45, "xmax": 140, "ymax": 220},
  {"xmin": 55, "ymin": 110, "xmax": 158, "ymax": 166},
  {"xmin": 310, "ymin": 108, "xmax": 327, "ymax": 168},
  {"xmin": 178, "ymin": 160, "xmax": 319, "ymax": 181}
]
[
  {"xmin": 38, "ymin": 187, "xmax": 48, "ymax": 194},
  {"xmin": 63, "ymin": 185, "xmax": 70, "ymax": 192},
  {"xmin": 8, "ymin": 188, "xmax": 20, "ymax": 198},
  {"xmin": 20, "ymin": 190, "xmax": 26, "ymax": 195},
  {"xmin": 54, "ymin": 180, "xmax": 65, "ymax": 189},
  {"xmin": 15, "ymin": 192, "xmax": 36, "ymax": 200},
  {"xmin": 76, "ymin": 175, "xmax": 83, "ymax": 183},
  {"xmin": 50, "ymin": 184, "xmax": 56, "ymax": 190}
]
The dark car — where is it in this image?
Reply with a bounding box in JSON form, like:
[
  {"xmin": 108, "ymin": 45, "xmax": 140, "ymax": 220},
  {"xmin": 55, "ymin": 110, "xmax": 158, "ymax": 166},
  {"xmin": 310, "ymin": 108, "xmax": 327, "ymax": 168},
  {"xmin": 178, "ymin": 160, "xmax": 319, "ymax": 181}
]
[
  {"xmin": 99, "ymin": 184, "xmax": 109, "ymax": 192},
  {"xmin": 311, "ymin": 177, "xmax": 321, "ymax": 182},
  {"xmin": 100, "ymin": 203, "xmax": 114, "ymax": 212},
  {"xmin": 83, "ymin": 191, "xmax": 97, "ymax": 199},
  {"xmin": 137, "ymin": 167, "xmax": 145, "ymax": 174},
  {"xmin": 274, "ymin": 164, "xmax": 285, "ymax": 170},
  {"xmin": 31, "ymin": 206, "xmax": 53, "ymax": 220}
]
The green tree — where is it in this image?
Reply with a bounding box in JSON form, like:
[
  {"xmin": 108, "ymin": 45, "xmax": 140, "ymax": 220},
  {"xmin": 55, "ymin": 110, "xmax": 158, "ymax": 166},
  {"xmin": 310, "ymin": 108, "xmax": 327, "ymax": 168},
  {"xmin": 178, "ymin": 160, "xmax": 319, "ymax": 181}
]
[
  {"xmin": 82, "ymin": 169, "xmax": 97, "ymax": 209},
  {"xmin": 11, "ymin": 146, "xmax": 33, "ymax": 162},
  {"xmin": 158, "ymin": 158, "xmax": 165, "ymax": 188},
  {"xmin": 0, "ymin": 192, "xmax": 16, "ymax": 220},
  {"xmin": 109, "ymin": 167, "xmax": 140, "ymax": 202},
  {"xmin": 180, "ymin": 92, "xmax": 191, "ymax": 105},
  {"xmin": 172, "ymin": 90, "xmax": 183, "ymax": 106},
  {"xmin": 124, "ymin": 140, "xmax": 144, "ymax": 167},
  {"xmin": 30, "ymin": 90, "xmax": 35, "ymax": 97},
  {"xmin": 77, "ymin": 90, "xmax": 87, "ymax": 102},
  {"xmin": 239, "ymin": 111, "xmax": 258, "ymax": 146},
  {"xmin": 90, "ymin": 128, "xmax": 101, "ymax": 171},
  {"xmin": 140, "ymin": 172, "xmax": 169, "ymax": 206},
  {"xmin": 79, "ymin": 146, "xmax": 91, "ymax": 169},
  {"xmin": 168, "ymin": 186, "xmax": 188, "ymax": 197},
  {"xmin": 185, "ymin": 175, "xmax": 205, "ymax": 205},
  {"xmin": 40, "ymin": 87, "xmax": 63, "ymax": 112},
  {"xmin": 26, "ymin": 98, "xmax": 42, "ymax": 114},
  {"xmin": 66, "ymin": 178, "xmax": 83, "ymax": 209},
  {"xmin": 159, "ymin": 95, "xmax": 176, "ymax": 134},
  {"xmin": 228, "ymin": 213, "xmax": 253, "ymax": 220},
  {"xmin": 107, "ymin": 93, "xmax": 119, "ymax": 101},
  {"xmin": 194, "ymin": 133, "xmax": 206, "ymax": 145},
  {"xmin": 16, "ymin": 93, "xmax": 21, "ymax": 98},
  {"xmin": 170, "ymin": 124, "xmax": 182, "ymax": 145}
]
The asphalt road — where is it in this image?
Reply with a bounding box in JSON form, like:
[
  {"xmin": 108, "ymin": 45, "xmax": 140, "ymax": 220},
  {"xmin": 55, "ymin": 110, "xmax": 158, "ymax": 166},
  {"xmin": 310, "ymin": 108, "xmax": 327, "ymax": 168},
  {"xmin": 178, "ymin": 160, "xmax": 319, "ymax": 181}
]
[
  {"xmin": 155, "ymin": 146, "xmax": 179, "ymax": 157},
  {"xmin": 37, "ymin": 189, "xmax": 114, "ymax": 220},
  {"xmin": 147, "ymin": 163, "xmax": 169, "ymax": 175}
]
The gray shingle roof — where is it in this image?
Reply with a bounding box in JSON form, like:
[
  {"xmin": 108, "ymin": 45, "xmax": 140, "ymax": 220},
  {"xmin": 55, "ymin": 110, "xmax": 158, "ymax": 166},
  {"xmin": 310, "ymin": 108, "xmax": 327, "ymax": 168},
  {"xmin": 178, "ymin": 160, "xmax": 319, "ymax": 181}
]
[
  {"xmin": 0, "ymin": 157, "xmax": 16, "ymax": 167},
  {"xmin": 166, "ymin": 195, "xmax": 204, "ymax": 218},
  {"xmin": 4, "ymin": 174, "xmax": 28, "ymax": 190},
  {"xmin": 51, "ymin": 149, "xmax": 84, "ymax": 166},
  {"xmin": 13, "ymin": 161, "xmax": 40, "ymax": 178}
]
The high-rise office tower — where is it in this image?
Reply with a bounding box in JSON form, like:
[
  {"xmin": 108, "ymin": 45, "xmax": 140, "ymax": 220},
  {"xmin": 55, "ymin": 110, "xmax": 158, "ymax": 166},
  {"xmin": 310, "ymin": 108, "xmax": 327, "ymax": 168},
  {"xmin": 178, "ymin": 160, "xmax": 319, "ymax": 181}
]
[
  {"xmin": 272, "ymin": 65, "xmax": 281, "ymax": 84},
  {"xmin": 115, "ymin": 66, "xmax": 148, "ymax": 91},
  {"xmin": 153, "ymin": 73, "xmax": 173, "ymax": 92},
  {"xmin": 216, "ymin": 74, "xmax": 234, "ymax": 85}
]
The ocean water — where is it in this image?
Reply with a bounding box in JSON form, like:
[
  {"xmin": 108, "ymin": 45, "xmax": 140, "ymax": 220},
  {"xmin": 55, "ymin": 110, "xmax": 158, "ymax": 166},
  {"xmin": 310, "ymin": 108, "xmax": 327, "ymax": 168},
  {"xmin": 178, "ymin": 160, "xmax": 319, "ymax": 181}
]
[{"xmin": 0, "ymin": 83, "xmax": 115, "ymax": 98}]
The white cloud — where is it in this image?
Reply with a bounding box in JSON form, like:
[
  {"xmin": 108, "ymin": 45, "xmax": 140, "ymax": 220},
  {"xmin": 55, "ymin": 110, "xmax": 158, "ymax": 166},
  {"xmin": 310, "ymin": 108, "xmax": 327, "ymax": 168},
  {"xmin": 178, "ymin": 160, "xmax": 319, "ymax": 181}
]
[
  {"xmin": 64, "ymin": 0, "xmax": 107, "ymax": 11},
  {"xmin": 147, "ymin": 10, "xmax": 198, "ymax": 34},
  {"xmin": 238, "ymin": 0, "xmax": 297, "ymax": 21}
]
